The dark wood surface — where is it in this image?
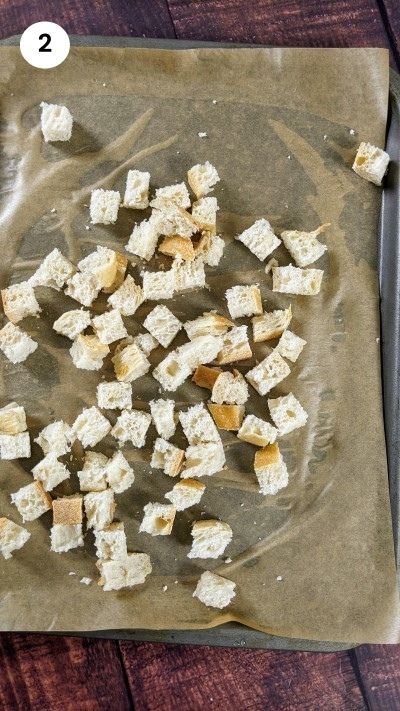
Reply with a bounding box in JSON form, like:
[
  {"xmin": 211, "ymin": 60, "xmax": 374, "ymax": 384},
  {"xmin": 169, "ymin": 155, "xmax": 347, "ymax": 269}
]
[{"xmin": 0, "ymin": 2, "xmax": 399, "ymax": 710}]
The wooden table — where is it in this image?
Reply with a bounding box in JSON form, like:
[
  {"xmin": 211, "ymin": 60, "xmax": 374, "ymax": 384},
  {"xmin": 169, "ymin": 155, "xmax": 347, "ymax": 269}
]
[{"xmin": 1, "ymin": 2, "xmax": 400, "ymax": 709}]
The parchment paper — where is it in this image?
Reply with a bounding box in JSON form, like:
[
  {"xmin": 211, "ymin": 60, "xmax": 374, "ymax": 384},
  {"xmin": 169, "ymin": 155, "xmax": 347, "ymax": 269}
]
[{"xmin": 0, "ymin": 46, "xmax": 399, "ymax": 643}]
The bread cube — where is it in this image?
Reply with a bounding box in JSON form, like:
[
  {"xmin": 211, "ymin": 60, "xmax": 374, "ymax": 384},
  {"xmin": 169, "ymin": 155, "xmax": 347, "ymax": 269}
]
[
  {"xmin": 144, "ymin": 305, "xmax": 182, "ymax": 349},
  {"xmin": 272, "ymin": 265, "xmax": 323, "ymax": 295},
  {"xmin": 150, "ymin": 399, "xmax": 176, "ymax": 440},
  {"xmin": 165, "ymin": 479, "xmax": 205, "ymax": 511},
  {"xmin": 150, "ymin": 182, "xmax": 191, "ymax": 209},
  {"xmin": 65, "ymin": 272, "xmax": 100, "ymax": 307},
  {"xmin": 90, "ymin": 189, "xmax": 120, "ymax": 225},
  {"xmin": 72, "ymin": 406, "xmax": 111, "ymax": 448},
  {"xmin": 133, "ymin": 333, "xmax": 158, "ymax": 356},
  {"xmin": 225, "ymin": 285, "xmax": 262, "ymax": 319},
  {"xmin": 352, "ymin": 142, "xmax": 390, "ymax": 185},
  {"xmin": 211, "ymin": 370, "xmax": 249, "ymax": 405},
  {"xmin": 105, "ymin": 450, "xmax": 135, "ymax": 494},
  {"xmin": 178, "ymin": 335, "xmax": 223, "ymax": 371},
  {"xmin": 188, "ymin": 161, "xmax": 220, "ymax": 199},
  {"xmin": 281, "ymin": 224, "xmax": 329, "ymax": 267},
  {"xmin": 112, "ymin": 342, "xmax": 150, "ymax": 382},
  {"xmin": 158, "ymin": 235, "xmax": 195, "ymax": 261},
  {"xmin": 123, "ymin": 169, "xmax": 150, "ymax": 209},
  {"xmin": 142, "ymin": 269, "xmax": 175, "ymax": 301},
  {"xmin": 238, "ymin": 414, "xmax": 277, "ymax": 447},
  {"xmin": 246, "ymin": 350, "xmax": 290, "ymax": 396},
  {"xmin": 254, "ymin": 443, "xmax": 289, "ymax": 495},
  {"xmin": 216, "ymin": 325, "xmax": 252, "ymax": 365},
  {"xmin": 0, "ymin": 402, "xmax": 27, "ymax": 435},
  {"xmin": 34, "ymin": 420, "xmax": 73, "ymax": 456},
  {"xmin": 1, "ymin": 281, "xmax": 41, "ymax": 323},
  {"xmin": 70, "ymin": 334, "xmax": 109, "ymax": 371},
  {"xmin": 151, "ymin": 437, "xmax": 185, "ymax": 477},
  {"xmin": 188, "ymin": 520, "xmax": 232, "ymax": 559},
  {"xmin": 152, "ymin": 352, "xmax": 191, "ymax": 391},
  {"xmin": 11, "ymin": 481, "xmax": 52, "ymax": 522},
  {"xmin": 97, "ymin": 552, "xmax": 152, "ymax": 591},
  {"xmin": 207, "ymin": 403, "xmax": 244, "ymax": 431},
  {"xmin": 192, "ymin": 365, "xmax": 222, "ymax": 390},
  {"xmin": 185, "ymin": 312, "xmax": 233, "ymax": 341},
  {"xmin": 40, "ymin": 102, "xmax": 73, "ymax": 142},
  {"xmin": 53, "ymin": 309, "xmax": 91, "ymax": 340},
  {"xmin": 32, "ymin": 453, "xmax": 70, "ymax": 491},
  {"xmin": 84, "ymin": 489, "xmax": 115, "ymax": 531},
  {"xmin": 192, "ymin": 197, "xmax": 219, "ymax": 231},
  {"xmin": 179, "ymin": 403, "xmax": 221, "ymax": 445},
  {"xmin": 276, "ymin": 329, "xmax": 307, "ymax": 363},
  {"xmin": 268, "ymin": 392, "xmax": 308, "ymax": 435},
  {"xmin": 29, "ymin": 248, "xmax": 75, "ymax": 291},
  {"xmin": 139, "ymin": 502, "xmax": 176, "ymax": 536},
  {"xmin": 252, "ymin": 306, "xmax": 292, "ymax": 343},
  {"xmin": 97, "ymin": 381, "xmax": 132, "ymax": 410},
  {"xmin": 78, "ymin": 246, "xmax": 118, "ymax": 289},
  {"xmin": 107, "ymin": 275, "xmax": 143, "ymax": 316},
  {"xmin": 0, "ymin": 517, "xmax": 30, "ymax": 559},
  {"xmin": 236, "ymin": 219, "xmax": 281, "ymax": 261},
  {"xmin": 92, "ymin": 309, "xmax": 127, "ymax": 345},
  {"xmin": 181, "ymin": 442, "xmax": 226, "ymax": 479},
  {"xmin": 53, "ymin": 495, "xmax": 82, "ymax": 524},
  {"xmin": 94, "ymin": 522, "xmax": 127, "ymax": 560},
  {"xmin": 193, "ymin": 570, "xmax": 236, "ymax": 609},
  {"xmin": 201, "ymin": 233, "xmax": 225, "ymax": 267},
  {"xmin": 153, "ymin": 205, "xmax": 197, "ymax": 238},
  {"xmin": 127, "ymin": 218, "xmax": 160, "ymax": 261},
  {"xmin": 77, "ymin": 451, "xmax": 108, "ymax": 492},
  {"xmin": 0, "ymin": 432, "xmax": 31, "ymax": 459},
  {"xmin": 111, "ymin": 409, "xmax": 151, "ymax": 447},
  {"xmin": 171, "ymin": 257, "xmax": 206, "ymax": 292},
  {"xmin": 0, "ymin": 322, "xmax": 38, "ymax": 363},
  {"xmin": 50, "ymin": 524, "xmax": 83, "ymax": 553}
]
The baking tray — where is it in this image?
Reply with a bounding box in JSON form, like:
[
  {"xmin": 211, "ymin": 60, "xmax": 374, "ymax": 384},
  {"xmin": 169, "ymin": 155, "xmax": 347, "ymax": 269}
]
[{"xmin": 1, "ymin": 35, "xmax": 399, "ymax": 651}]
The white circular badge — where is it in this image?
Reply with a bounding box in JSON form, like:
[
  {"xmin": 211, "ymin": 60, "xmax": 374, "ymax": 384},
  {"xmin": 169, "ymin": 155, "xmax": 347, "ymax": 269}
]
[{"xmin": 20, "ymin": 22, "xmax": 70, "ymax": 69}]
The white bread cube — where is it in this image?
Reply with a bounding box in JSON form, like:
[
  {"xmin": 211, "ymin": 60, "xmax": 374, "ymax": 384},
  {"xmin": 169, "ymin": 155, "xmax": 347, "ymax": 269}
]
[
  {"xmin": 254, "ymin": 443, "xmax": 289, "ymax": 495},
  {"xmin": 153, "ymin": 205, "xmax": 197, "ymax": 238},
  {"xmin": 184, "ymin": 312, "xmax": 233, "ymax": 340},
  {"xmin": 92, "ymin": 309, "xmax": 127, "ymax": 345},
  {"xmin": 0, "ymin": 517, "xmax": 30, "ymax": 559},
  {"xmin": 142, "ymin": 269, "xmax": 175, "ymax": 301},
  {"xmin": 268, "ymin": 392, "xmax": 308, "ymax": 435},
  {"xmin": 0, "ymin": 432, "xmax": 31, "ymax": 459},
  {"xmin": 225, "ymin": 285, "xmax": 262, "ymax": 319},
  {"xmin": 165, "ymin": 479, "xmax": 205, "ymax": 511},
  {"xmin": 188, "ymin": 520, "xmax": 232, "ymax": 559},
  {"xmin": 144, "ymin": 305, "xmax": 182, "ymax": 348},
  {"xmin": 192, "ymin": 197, "xmax": 219, "ymax": 231},
  {"xmin": 171, "ymin": 257, "xmax": 206, "ymax": 292},
  {"xmin": 236, "ymin": 219, "xmax": 281, "ymax": 261},
  {"xmin": 11, "ymin": 480, "xmax": 52, "ymax": 522},
  {"xmin": 151, "ymin": 437, "xmax": 184, "ymax": 477},
  {"xmin": 126, "ymin": 217, "xmax": 160, "ymax": 261},
  {"xmin": 70, "ymin": 334, "xmax": 109, "ymax": 371},
  {"xmin": 90, "ymin": 189, "xmax": 120, "ymax": 225},
  {"xmin": 0, "ymin": 322, "xmax": 38, "ymax": 363},
  {"xmin": 237, "ymin": 414, "xmax": 278, "ymax": 447},
  {"xmin": 216, "ymin": 325, "xmax": 252, "ymax": 365},
  {"xmin": 111, "ymin": 409, "xmax": 151, "ymax": 447},
  {"xmin": 84, "ymin": 489, "xmax": 115, "ymax": 531},
  {"xmin": 150, "ymin": 182, "xmax": 191, "ymax": 209},
  {"xmin": 202, "ymin": 234, "xmax": 225, "ymax": 267},
  {"xmin": 181, "ymin": 442, "xmax": 225, "ymax": 479},
  {"xmin": 211, "ymin": 370, "xmax": 249, "ymax": 405},
  {"xmin": 1, "ymin": 281, "xmax": 41, "ymax": 323},
  {"xmin": 277, "ymin": 330, "xmax": 307, "ymax": 363},
  {"xmin": 112, "ymin": 343, "xmax": 150, "ymax": 382},
  {"xmin": 246, "ymin": 350, "xmax": 290, "ymax": 396},
  {"xmin": 103, "ymin": 252, "xmax": 128, "ymax": 294},
  {"xmin": 272, "ymin": 265, "xmax": 323, "ymax": 295},
  {"xmin": 34, "ymin": 420, "xmax": 73, "ymax": 456},
  {"xmin": 50, "ymin": 524, "xmax": 83, "ymax": 553},
  {"xmin": 152, "ymin": 352, "xmax": 191, "ymax": 391},
  {"xmin": 123, "ymin": 169, "xmax": 150, "ymax": 209},
  {"xmin": 72, "ymin": 406, "xmax": 111, "ymax": 448},
  {"xmin": 32, "ymin": 453, "xmax": 70, "ymax": 491},
  {"xmin": 179, "ymin": 403, "xmax": 221, "ymax": 445},
  {"xmin": 78, "ymin": 246, "xmax": 118, "ymax": 290},
  {"xmin": 97, "ymin": 381, "xmax": 132, "ymax": 410},
  {"xmin": 150, "ymin": 399, "xmax": 176, "ymax": 440},
  {"xmin": 178, "ymin": 335, "xmax": 223, "ymax": 371},
  {"xmin": 107, "ymin": 275, "xmax": 143, "ymax": 316},
  {"xmin": 52, "ymin": 495, "xmax": 83, "ymax": 524},
  {"xmin": 53, "ymin": 309, "xmax": 91, "ymax": 340},
  {"xmin": 281, "ymin": 224, "xmax": 329, "ymax": 267},
  {"xmin": 252, "ymin": 306, "xmax": 292, "ymax": 342},
  {"xmin": 40, "ymin": 102, "xmax": 73, "ymax": 142},
  {"xmin": 0, "ymin": 402, "xmax": 27, "ymax": 435},
  {"xmin": 95, "ymin": 522, "xmax": 127, "ymax": 560},
  {"xmin": 78, "ymin": 451, "xmax": 108, "ymax": 492},
  {"xmin": 65, "ymin": 272, "xmax": 100, "ymax": 307},
  {"xmin": 139, "ymin": 502, "xmax": 176, "ymax": 536},
  {"xmin": 29, "ymin": 248, "xmax": 75, "ymax": 291},
  {"xmin": 193, "ymin": 570, "xmax": 236, "ymax": 609},
  {"xmin": 105, "ymin": 450, "xmax": 135, "ymax": 494},
  {"xmin": 133, "ymin": 333, "xmax": 158, "ymax": 356},
  {"xmin": 97, "ymin": 552, "xmax": 152, "ymax": 591},
  {"xmin": 352, "ymin": 142, "xmax": 390, "ymax": 185},
  {"xmin": 187, "ymin": 161, "xmax": 220, "ymax": 199}
]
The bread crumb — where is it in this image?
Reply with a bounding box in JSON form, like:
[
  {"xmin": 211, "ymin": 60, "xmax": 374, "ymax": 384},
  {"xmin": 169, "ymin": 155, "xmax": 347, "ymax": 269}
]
[
  {"xmin": 240, "ymin": 503, "xmax": 244, "ymax": 507},
  {"xmin": 224, "ymin": 557, "xmax": 232, "ymax": 564},
  {"xmin": 50, "ymin": 208, "xmax": 56, "ymax": 213},
  {"xmin": 376, "ymin": 337, "xmax": 380, "ymax": 343},
  {"xmin": 349, "ymin": 128, "xmax": 355, "ymax": 135},
  {"xmin": 323, "ymin": 134, "xmax": 328, "ymax": 141},
  {"xmin": 102, "ymin": 83, "xmax": 106, "ymax": 87},
  {"xmin": 162, "ymin": 585, "xmax": 168, "ymax": 592},
  {"xmin": 276, "ymin": 575, "xmax": 283, "ymax": 581},
  {"xmin": 287, "ymin": 155, "xmax": 291, "ymax": 159},
  {"xmin": 80, "ymin": 577, "xmax": 92, "ymax": 585},
  {"xmin": 212, "ymin": 100, "xmax": 217, "ymax": 104},
  {"xmin": 174, "ymin": 580, "xmax": 178, "ymax": 584},
  {"xmin": 69, "ymin": 571, "xmax": 76, "ymax": 576},
  {"xmin": 176, "ymin": 150, "xmax": 180, "ymax": 154},
  {"xmin": 85, "ymin": 225, "xmax": 90, "ymax": 231},
  {"xmin": 198, "ymin": 132, "xmax": 208, "ymax": 138}
]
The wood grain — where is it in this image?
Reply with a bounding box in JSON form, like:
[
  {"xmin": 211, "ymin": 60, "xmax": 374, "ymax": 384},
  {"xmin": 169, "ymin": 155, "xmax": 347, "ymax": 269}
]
[
  {"xmin": 353, "ymin": 645, "xmax": 400, "ymax": 711},
  {"xmin": 0, "ymin": 634, "xmax": 132, "ymax": 711}
]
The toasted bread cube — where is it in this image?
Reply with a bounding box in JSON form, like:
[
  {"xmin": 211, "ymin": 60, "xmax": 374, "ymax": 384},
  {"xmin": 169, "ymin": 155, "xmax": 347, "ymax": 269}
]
[
  {"xmin": 0, "ymin": 402, "xmax": 27, "ymax": 435},
  {"xmin": 252, "ymin": 306, "xmax": 292, "ymax": 342},
  {"xmin": 53, "ymin": 309, "xmax": 91, "ymax": 340},
  {"xmin": 268, "ymin": 393, "xmax": 308, "ymax": 435},
  {"xmin": 0, "ymin": 517, "xmax": 30, "ymax": 559},
  {"xmin": 150, "ymin": 182, "xmax": 191, "ymax": 209},
  {"xmin": 281, "ymin": 224, "xmax": 329, "ymax": 267},
  {"xmin": 225, "ymin": 285, "xmax": 262, "ymax": 319},
  {"xmin": 254, "ymin": 443, "xmax": 289, "ymax": 495},
  {"xmin": 72, "ymin": 406, "xmax": 111, "ymax": 448},
  {"xmin": 272, "ymin": 265, "xmax": 323, "ymax": 295},
  {"xmin": 192, "ymin": 197, "xmax": 219, "ymax": 231},
  {"xmin": 78, "ymin": 246, "xmax": 118, "ymax": 290},
  {"xmin": 165, "ymin": 479, "xmax": 205, "ymax": 511},
  {"xmin": 11, "ymin": 481, "xmax": 52, "ymax": 522},
  {"xmin": 151, "ymin": 437, "xmax": 184, "ymax": 477},
  {"xmin": 246, "ymin": 350, "xmax": 290, "ymax": 396},
  {"xmin": 77, "ymin": 451, "xmax": 108, "ymax": 492},
  {"xmin": 111, "ymin": 409, "xmax": 151, "ymax": 447},
  {"xmin": 152, "ymin": 352, "xmax": 191, "ymax": 391},
  {"xmin": 201, "ymin": 233, "xmax": 225, "ymax": 267},
  {"xmin": 178, "ymin": 335, "xmax": 223, "ymax": 371},
  {"xmin": 211, "ymin": 370, "xmax": 249, "ymax": 405},
  {"xmin": 142, "ymin": 269, "xmax": 175, "ymax": 301},
  {"xmin": 179, "ymin": 403, "xmax": 221, "ymax": 445},
  {"xmin": 32, "ymin": 453, "xmax": 70, "ymax": 491},
  {"xmin": 153, "ymin": 204, "xmax": 197, "ymax": 238},
  {"xmin": 92, "ymin": 309, "xmax": 127, "ymax": 345},
  {"xmin": 238, "ymin": 414, "xmax": 278, "ymax": 447},
  {"xmin": 105, "ymin": 451, "xmax": 135, "ymax": 494},
  {"xmin": 52, "ymin": 495, "xmax": 83, "ymax": 524},
  {"xmin": 103, "ymin": 253, "xmax": 128, "ymax": 294},
  {"xmin": 144, "ymin": 305, "xmax": 182, "ymax": 349},
  {"xmin": 236, "ymin": 219, "xmax": 281, "ymax": 261},
  {"xmin": 158, "ymin": 235, "xmax": 195, "ymax": 261},
  {"xmin": 40, "ymin": 102, "xmax": 73, "ymax": 142},
  {"xmin": 90, "ymin": 189, "xmax": 120, "ymax": 225},
  {"xmin": 50, "ymin": 524, "xmax": 83, "ymax": 553},
  {"xmin": 65, "ymin": 272, "xmax": 100, "ymax": 307},
  {"xmin": 0, "ymin": 322, "xmax": 38, "ymax": 363},
  {"xmin": 193, "ymin": 570, "xmax": 236, "ymax": 609},
  {"xmin": 97, "ymin": 381, "xmax": 132, "ymax": 410},
  {"xmin": 185, "ymin": 312, "xmax": 233, "ymax": 341},
  {"xmin": 94, "ymin": 522, "xmax": 127, "ymax": 560},
  {"xmin": 192, "ymin": 365, "xmax": 222, "ymax": 390},
  {"xmin": 29, "ymin": 248, "xmax": 75, "ymax": 291},
  {"xmin": 188, "ymin": 520, "xmax": 232, "ymax": 559},
  {"xmin": 208, "ymin": 403, "xmax": 244, "ymax": 431},
  {"xmin": 149, "ymin": 399, "xmax": 176, "ymax": 440},
  {"xmin": 97, "ymin": 552, "xmax": 152, "ymax": 591},
  {"xmin": 352, "ymin": 142, "xmax": 390, "ymax": 186},
  {"xmin": 107, "ymin": 275, "xmax": 143, "ymax": 316},
  {"xmin": 123, "ymin": 169, "xmax": 150, "ymax": 209},
  {"xmin": 188, "ymin": 161, "xmax": 220, "ymax": 199},
  {"xmin": 126, "ymin": 217, "xmax": 160, "ymax": 262},
  {"xmin": 276, "ymin": 329, "xmax": 307, "ymax": 362},
  {"xmin": 34, "ymin": 420, "xmax": 73, "ymax": 456},
  {"xmin": 216, "ymin": 325, "xmax": 252, "ymax": 365},
  {"xmin": 70, "ymin": 334, "xmax": 109, "ymax": 371},
  {"xmin": 84, "ymin": 489, "xmax": 115, "ymax": 531},
  {"xmin": 139, "ymin": 502, "xmax": 176, "ymax": 536},
  {"xmin": 112, "ymin": 342, "xmax": 150, "ymax": 383},
  {"xmin": 171, "ymin": 257, "xmax": 206, "ymax": 292},
  {"xmin": 181, "ymin": 442, "xmax": 225, "ymax": 479},
  {"xmin": 1, "ymin": 281, "xmax": 41, "ymax": 324},
  {"xmin": 0, "ymin": 432, "xmax": 31, "ymax": 459}
]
